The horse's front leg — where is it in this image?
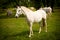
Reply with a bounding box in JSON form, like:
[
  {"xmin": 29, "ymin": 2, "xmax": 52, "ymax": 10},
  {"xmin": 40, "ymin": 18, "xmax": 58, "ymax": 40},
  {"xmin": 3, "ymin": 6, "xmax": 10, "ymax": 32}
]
[{"xmin": 29, "ymin": 22, "xmax": 33, "ymax": 37}]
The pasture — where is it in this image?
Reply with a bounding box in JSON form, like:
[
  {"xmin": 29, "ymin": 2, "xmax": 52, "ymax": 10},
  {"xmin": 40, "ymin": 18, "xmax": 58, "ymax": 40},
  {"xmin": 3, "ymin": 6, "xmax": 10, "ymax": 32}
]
[{"xmin": 0, "ymin": 8, "xmax": 60, "ymax": 40}]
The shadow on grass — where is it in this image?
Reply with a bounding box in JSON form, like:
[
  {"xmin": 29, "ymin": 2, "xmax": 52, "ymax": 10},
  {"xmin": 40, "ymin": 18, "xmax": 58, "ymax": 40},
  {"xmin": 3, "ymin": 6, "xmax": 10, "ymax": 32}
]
[
  {"xmin": 1, "ymin": 31, "xmax": 29, "ymax": 40},
  {"xmin": 54, "ymin": 22, "xmax": 60, "ymax": 40}
]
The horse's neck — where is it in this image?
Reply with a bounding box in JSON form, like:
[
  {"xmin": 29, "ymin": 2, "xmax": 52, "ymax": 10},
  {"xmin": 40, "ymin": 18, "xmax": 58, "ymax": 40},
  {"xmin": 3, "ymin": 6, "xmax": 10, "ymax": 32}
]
[{"xmin": 21, "ymin": 6, "xmax": 33, "ymax": 13}]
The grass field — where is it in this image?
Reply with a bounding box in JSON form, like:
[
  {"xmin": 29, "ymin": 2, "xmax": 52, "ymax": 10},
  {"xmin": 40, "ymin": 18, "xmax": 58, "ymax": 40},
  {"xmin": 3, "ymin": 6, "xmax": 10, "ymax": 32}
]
[{"xmin": 0, "ymin": 9, "xmax": 60, "ymax": 40}]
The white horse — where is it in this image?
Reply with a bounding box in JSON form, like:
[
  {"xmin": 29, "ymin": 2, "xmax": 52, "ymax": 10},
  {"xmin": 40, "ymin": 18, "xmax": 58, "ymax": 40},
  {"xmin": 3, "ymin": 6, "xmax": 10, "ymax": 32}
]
[
  {"xmin": 15, "ymin": 6, "xmax": 47, "ymax": 37},
  {"xmin": 40, "ymin": 7, "xmax": 52, "ymax": 15}
]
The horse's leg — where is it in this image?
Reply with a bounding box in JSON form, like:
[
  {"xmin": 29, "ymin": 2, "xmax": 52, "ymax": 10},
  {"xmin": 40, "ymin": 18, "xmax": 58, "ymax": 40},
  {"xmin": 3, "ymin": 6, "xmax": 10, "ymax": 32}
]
[
  {"xmin": 42, "ymin": 18, "xmax": 47, "ymax": 32},
  {"xmin": 39, "ymin": 27, "xmax": 41, "ymax": 33},
  {"xmin": 29, "ymin": 22, "xmax": 33, "ymax": 37},
  {"xmin": 45, "ymin": 20, "xmax": 47, "ymax": 32},
  {"xmin": 39, "ymin": 22, "xmax": 42, "ymax": 33},
  {"xmin": 27, "ymin": 20, "xmax": 33, "ymax": 36}
]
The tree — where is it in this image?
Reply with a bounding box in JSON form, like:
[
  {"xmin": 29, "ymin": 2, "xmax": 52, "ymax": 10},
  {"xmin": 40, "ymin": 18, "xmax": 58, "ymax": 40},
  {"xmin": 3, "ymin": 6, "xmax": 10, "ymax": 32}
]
[{"xmin": 0, "ymin": 0, "xmax": 60, "ymax": 9}]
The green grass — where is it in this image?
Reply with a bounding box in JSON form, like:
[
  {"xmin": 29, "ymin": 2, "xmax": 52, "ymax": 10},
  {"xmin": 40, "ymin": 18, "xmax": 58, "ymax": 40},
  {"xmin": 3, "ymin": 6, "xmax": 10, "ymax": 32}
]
[{"xmin": 0, "ymin": 9, "xmax": 60, "ymax": 40}]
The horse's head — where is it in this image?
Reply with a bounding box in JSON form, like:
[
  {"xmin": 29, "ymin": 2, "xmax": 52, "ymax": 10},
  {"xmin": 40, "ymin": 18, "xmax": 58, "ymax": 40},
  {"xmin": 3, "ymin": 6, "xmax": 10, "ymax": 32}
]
[{"xmin": 15, "ymin": 6, "xmax": 22, "ymax": 18}]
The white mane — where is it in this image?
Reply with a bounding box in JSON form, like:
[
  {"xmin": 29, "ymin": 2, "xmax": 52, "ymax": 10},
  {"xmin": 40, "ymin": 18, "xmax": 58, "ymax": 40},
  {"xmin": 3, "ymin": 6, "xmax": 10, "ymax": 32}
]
[{"xmin": 21, "ymin": 6, "xmax": 33, "ymax": 13}]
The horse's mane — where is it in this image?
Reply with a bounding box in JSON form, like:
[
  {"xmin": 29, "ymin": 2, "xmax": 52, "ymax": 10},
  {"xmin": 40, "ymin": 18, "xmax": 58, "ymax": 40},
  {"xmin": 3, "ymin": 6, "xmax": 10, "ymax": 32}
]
[
  {"xmin": 21, "ymin": 6, "xmax": 33, "ymax": 12},
  {"xmin": 20, "ymin": 6, "xmax": 44, "ymax": 13}
]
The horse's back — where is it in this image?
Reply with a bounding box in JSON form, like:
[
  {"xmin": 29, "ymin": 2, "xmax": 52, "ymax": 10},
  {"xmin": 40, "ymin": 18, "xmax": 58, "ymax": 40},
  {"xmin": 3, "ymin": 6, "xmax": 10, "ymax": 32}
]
[
  {"xmin": 38, "ymin": 9, "xmax": 47, "ymax": 19},
  {"xmin": 33, "ymin": 9, "xmax": 46, "ymax": 22},
  {"xmin": 35, "ymin": 9, "xmax": 46, "ymax": 17}
]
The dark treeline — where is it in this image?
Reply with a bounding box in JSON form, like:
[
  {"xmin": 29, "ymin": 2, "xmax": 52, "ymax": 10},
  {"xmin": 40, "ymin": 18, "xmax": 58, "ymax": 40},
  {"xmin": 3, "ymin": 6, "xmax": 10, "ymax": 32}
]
[{"xmin": 0, "ymin": 0, "xmax": 60, "ymax": 9}]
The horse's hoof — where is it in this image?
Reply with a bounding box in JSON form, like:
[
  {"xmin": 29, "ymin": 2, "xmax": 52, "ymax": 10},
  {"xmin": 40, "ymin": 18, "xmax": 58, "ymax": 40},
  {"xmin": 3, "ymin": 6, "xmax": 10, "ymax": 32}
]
[
  {"xmin": 39, "ymin": 31, "xmax": 41, "ymax": 33},
  {"xmin": 45, "ymin": 31, "xmax": 47, "ymax": 32},
  {"xmin": 39, "ymin": 32, "xmax": 40, "ymax": 33},
  {"xmin": 29, "ymin": 35, "xmax": 31, "ymax": 37}
]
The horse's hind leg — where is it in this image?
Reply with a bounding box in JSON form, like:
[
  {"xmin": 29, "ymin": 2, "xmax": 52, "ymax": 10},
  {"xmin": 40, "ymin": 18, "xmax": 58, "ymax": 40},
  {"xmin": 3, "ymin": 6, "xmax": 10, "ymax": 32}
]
[
  {"xmin": 39, "ymin": 27, "xmax": 42, "ymax": 33},
  {"xmin": 42, "ymin": 18, "xmax": 47, "ymax": 32},
  {"xmin": 39, "ymin": 22, "xmax": 42, "ymax": 33}
]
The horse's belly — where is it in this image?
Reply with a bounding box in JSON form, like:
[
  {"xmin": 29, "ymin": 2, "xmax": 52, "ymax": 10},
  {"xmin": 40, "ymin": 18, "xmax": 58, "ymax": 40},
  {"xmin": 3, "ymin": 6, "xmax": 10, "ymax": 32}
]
[{"xmin": 34, "ymin": 17, "xmax": 42, "ymax": 22}]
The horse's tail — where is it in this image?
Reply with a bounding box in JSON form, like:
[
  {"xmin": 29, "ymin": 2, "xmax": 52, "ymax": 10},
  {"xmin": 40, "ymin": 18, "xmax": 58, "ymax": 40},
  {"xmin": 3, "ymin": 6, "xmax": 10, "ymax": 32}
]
[{"xmin": 42, "ymin": 18, "xmax": 47, "ymax": 32}]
